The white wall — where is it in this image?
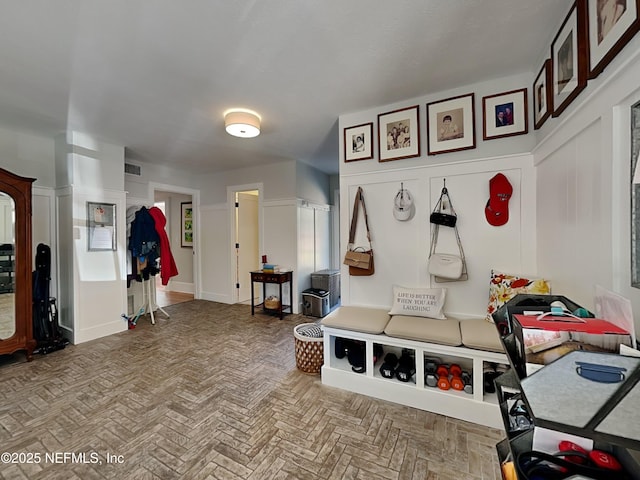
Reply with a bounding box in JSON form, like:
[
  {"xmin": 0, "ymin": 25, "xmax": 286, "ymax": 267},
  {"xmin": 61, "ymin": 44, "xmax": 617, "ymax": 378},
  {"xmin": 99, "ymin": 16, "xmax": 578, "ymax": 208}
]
[
  {"xmin": 339, "ymin": 155, "xmax": 535, "ymax": 316},
  {"xmin": 338, "ymin": 20, "xmax": 640, "ymax": 334},
  {"xmin": 339, "ymin": 72, "xmax": 538, "ymax": 316},
  {"xmin": 263, "ymin": 200, "xmax": 298, "ymax": 310},
  {"xmin": 340, "ymin": 72, "xmax": 536, "ymax": 178},
  {"xmin": 534, "ymin": 33, "xmax": 640, "ymax": 334},
  {"xmin": 124, "ymin": 160, "xmax": 198, "ymax": 200},
  {"xmin": 297, "ymin": 201, "xmax": 331, "ymax": 297},
  {"xmin": 198, "ymin": 160, "xmax": 297, "ymax": 204},
  {"xmin": 296, "ymin": 161, "xmax": 331, "ymax": 205},
  {"xmin": 199, "ymin": 203, "xmax": 229, "ymax": 303},
  {"xmin": 0, "ymin": 128, "xmax": 55, "ymax": 187},
  {"xmin": 55, "ymin": 133, "xmax": 128, "ymax": 344}
]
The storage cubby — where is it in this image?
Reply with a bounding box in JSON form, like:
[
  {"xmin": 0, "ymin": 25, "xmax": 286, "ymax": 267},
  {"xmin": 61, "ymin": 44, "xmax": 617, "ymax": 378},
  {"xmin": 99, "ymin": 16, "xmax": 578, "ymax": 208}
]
[
  {"xmin": 423, "ymin": 352, "xmax": 473, "ymax": 395},
  {"xmin": 321, "ymin": 326, "xmax": 509, "ymax": 429},
  {"xmin": 374, "ymin": 343, "xmax": 417, "ymax": 384}
]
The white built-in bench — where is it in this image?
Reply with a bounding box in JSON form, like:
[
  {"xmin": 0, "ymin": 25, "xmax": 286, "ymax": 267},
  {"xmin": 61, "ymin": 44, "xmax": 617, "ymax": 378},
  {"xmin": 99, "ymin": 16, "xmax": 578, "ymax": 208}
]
[{"xmin": 320, "ymin": 306, "xmax": 508, "ymax": 429}]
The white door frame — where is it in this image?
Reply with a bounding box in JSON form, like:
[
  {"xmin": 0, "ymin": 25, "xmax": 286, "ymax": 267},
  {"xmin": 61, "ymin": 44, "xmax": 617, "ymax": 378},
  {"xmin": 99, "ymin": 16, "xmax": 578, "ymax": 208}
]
[
  {"xmin": 227, "ymin": 183, "xmax": 263, "ymax": 303},
  {"xmin": 148, "ymin": 182, "xmax": 201, "ymax": 299}
]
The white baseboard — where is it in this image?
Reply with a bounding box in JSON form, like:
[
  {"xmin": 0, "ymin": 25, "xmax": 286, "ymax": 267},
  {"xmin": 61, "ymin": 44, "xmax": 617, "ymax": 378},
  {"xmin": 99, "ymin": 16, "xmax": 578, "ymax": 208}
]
[
  {"xmin": 165, "ymin": 281, "xmax": 193, "ymax": 294},
  {"xmin": 200, "ymin": 291, "xmax": 233, "ymax": 304}
]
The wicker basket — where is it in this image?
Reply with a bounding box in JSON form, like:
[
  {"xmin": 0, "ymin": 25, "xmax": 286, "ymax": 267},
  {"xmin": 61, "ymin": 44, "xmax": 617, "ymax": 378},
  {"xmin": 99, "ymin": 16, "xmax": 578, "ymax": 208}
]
[
  {"xmin": 293, "ymin": 323, "xmax": 324, "ymax": 375},
  {"xmin": 265, "ymin": 296, "xmax": 280, "ymax": 309}
]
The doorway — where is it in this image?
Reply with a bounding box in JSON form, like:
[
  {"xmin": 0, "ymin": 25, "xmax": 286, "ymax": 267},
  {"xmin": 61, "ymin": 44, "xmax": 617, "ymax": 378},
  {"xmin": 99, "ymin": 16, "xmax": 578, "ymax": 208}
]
[
  {"xmin": 228, "ymin": 184, "xmax": 262, "ymax": 305},
  {"xmin": 150, "ymin": 182, "xmax": 200, "ymax": 307}
]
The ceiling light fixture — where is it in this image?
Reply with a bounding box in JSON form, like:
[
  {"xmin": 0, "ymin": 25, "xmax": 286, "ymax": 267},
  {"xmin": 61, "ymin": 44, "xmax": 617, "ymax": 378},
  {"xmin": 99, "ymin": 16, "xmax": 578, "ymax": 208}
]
[{"xmin": 224, "ymin": 109, "xmax": 261, "ymax": 138}]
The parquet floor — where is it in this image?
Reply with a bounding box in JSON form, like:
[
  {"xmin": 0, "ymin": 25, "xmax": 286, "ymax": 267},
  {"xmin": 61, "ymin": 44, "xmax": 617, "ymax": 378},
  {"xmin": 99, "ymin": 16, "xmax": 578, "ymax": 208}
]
[{"xmin": 0, "ymin": 301, "xmax": 504, "ymax": 479}]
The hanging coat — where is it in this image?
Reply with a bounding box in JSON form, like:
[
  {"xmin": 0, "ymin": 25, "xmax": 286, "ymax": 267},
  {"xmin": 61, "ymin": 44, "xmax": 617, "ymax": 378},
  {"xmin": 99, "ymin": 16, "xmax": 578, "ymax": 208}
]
[
  {"xmin": 148, "ymin": 206, "xmax": 179, "ymax": 286},
  {"xmin": 129, "ymin": 207, "xmax": 159, "ymax": 260}
]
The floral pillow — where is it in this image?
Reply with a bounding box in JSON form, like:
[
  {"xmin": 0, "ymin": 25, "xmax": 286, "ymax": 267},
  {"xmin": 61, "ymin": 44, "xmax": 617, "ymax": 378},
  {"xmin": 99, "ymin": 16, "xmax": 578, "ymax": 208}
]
[{"xmin": 486, "ymin": 270, "xmax": 551, "ymax": 323}]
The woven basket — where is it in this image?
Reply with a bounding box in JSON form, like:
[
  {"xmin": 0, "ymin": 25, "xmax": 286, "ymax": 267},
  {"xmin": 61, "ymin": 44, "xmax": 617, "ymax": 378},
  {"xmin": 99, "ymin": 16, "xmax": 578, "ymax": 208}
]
[
  {"xmin": 293, "ymin": 323, "xmax": 324, "ymax": 375},
  {"xmin": 265, "ymin": 296, "xmax": 280, "ymax": 309}
]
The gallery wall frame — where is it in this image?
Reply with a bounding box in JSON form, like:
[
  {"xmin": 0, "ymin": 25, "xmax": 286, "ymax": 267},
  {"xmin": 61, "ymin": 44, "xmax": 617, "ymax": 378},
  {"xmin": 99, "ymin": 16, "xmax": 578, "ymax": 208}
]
[
  {"xmin": 588, "ymin": 0, "xmax": 640, "ymax": 78},
  {"xmin": 87, "ymin": 202, "xmax": 116, "ymax": 251},
  {"xmin": 482, "ymin": 88, "xmax": 528, "ymax": 140},
  {"xmin": 377, "ymin": 105, "xmax": 420, "ymax": 162},
  {"xmin": 533, "ymin": 59, "xmax": 553, "ymax": 129},
  {"xmin": 551, "ymin": 0, "xmax": 588, "ymax": 118},
  {"xmin": 344, "ymin": 122, "xmax": 374, "ymax": 162},
  {"xmin": 426, "ymin": 93, "xmax": 476, "ymax": 155},
  {"xmin": 181, "ymin": 201, "xmax": 193, "ymax": 247}
]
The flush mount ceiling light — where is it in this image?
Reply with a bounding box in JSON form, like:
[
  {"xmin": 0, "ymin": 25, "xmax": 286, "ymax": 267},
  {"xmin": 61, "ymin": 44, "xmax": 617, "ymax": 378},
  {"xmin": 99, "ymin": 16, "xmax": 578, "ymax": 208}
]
[{"xmin": 224, "ymin": 109, "xmax": 261, "ymax": 138}]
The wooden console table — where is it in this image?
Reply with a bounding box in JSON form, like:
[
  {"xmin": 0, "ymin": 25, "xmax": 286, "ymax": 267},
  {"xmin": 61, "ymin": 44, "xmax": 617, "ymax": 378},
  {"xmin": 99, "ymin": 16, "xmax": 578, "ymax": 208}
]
[{"xmin": 250, "ymin": 270, "xmax": 293, "ymax": 319}]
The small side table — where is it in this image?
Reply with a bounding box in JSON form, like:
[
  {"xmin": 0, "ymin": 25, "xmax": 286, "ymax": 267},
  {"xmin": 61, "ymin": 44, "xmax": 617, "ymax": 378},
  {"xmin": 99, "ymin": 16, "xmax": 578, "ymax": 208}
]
[{"xmin": 250, "ymin": 270, "xmax": 293, "ymax": 319}]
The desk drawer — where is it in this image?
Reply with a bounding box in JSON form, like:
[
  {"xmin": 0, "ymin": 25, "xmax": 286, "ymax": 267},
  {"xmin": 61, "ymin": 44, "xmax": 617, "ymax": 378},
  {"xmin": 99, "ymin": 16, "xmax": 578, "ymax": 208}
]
[
  {"xmin": 263, "ymin": 274, "xmax": 283, "ymax": 283},
  {"xmin": 252, "ymin": 273, "xmax": 265, "ymax": 282},
  {"xmin": 251, "ymin": 272, "xmax": 290, "ymax": 283}
]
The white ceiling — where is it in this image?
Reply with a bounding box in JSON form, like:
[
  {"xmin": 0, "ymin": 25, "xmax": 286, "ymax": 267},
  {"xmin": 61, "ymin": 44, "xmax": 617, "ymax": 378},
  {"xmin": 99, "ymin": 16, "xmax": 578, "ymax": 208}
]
[{"xmin": 0, "ymin": 1, "xmax": 572, "ymax": 176}]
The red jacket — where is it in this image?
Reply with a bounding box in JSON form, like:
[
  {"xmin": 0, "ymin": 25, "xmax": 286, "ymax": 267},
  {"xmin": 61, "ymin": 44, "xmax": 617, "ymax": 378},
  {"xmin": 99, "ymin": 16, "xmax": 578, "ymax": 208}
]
[{"xmin": 148, "ymin": 206, "xmax": 179, "ymax": 285}]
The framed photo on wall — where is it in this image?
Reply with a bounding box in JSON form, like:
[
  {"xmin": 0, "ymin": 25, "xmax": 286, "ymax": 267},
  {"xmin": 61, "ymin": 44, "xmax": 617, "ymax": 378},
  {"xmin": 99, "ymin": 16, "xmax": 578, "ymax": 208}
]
[
  {"xmin": 482, "ymin": 88, "xmax": 528, "ymax": 140},
  {"xmin": 533, "ymin": 59, "xmax": 553, "ymax": 129},
  {"xmin": 377, "ymin": 105, "xmax": 420, "ymax": 162},
  {"xmin": 426, "ymin": 93, "xmax": 475, "ymax": 155},
  {"xmin": 587, "ymin": 0, "xmax": 640, "ymax": 78},
  {"xmin": 344, "ymin": 122, "xmax": 373, "ymax": 162},
  {"xmin": 181, "ymin": 202, "xmax": 193, "ymax": 247},
  {"xmin": 551, "ymin": 0, "xmax": 588, "ymax": 117},
  {"xmin": 87, "ymin": 202, "xmax": 116, "ymax": 251}
]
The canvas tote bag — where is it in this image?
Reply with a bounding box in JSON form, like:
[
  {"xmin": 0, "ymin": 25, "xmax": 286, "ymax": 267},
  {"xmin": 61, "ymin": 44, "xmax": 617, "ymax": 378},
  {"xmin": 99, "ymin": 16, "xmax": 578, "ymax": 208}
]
[{"xmin": 343, "ymin": 187, "xmax": 374, "ymax": 276}]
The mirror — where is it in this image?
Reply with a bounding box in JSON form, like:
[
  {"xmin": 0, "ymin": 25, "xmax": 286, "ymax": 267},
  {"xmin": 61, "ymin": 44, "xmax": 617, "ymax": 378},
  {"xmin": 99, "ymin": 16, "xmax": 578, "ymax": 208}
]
[
  {"xmin": 0, "ymin": 192, "xmax": 15, "ymax": 339},
  {"xmin": 632, "ymin": 101, "xmax": 640, "ymax": 288}
]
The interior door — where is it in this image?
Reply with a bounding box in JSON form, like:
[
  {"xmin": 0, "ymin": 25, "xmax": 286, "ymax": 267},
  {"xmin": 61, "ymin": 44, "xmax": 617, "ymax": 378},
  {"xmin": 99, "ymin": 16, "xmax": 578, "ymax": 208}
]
[{"xmin": 236, "ymin": 192, "xmax": 259, "ymax": 303}]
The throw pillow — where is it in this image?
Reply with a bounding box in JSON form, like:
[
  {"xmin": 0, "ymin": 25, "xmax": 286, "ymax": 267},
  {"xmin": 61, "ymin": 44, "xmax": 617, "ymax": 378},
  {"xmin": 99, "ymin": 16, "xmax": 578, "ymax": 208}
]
[
  {"xmin": 486, "ymin": 270, "xmax": 551, "ymax": 322},
  {"xmin": 389, "ymin": 285, "xmax": 447, "ymax": 320}
]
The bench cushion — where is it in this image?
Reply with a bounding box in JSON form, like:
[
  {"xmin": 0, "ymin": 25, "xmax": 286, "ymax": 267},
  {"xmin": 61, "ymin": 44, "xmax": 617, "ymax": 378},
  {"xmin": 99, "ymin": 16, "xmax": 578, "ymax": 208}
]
[
  {"xmin": 384, "ymin": 315, "xmax": 462, "ymax": 346},
  {"xmin": 459, "ymin": 318, "xmax": 504, "ymax": 353},
  {"xmin": 321, "ymin": 306, "xmax": 390, "ymax": 334}
]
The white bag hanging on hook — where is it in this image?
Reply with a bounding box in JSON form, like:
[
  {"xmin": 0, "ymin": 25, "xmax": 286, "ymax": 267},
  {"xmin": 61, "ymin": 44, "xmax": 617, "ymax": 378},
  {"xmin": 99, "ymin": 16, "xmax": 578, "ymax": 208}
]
[{"xmin": 428, "ymin": 253, "xmax": 463, "ymax": 279}]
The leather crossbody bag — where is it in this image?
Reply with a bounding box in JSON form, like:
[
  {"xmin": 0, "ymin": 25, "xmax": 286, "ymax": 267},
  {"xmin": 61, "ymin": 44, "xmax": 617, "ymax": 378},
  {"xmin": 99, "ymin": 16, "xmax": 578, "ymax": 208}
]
[{"xmin": 343, "ymin": 186, "xmax": 374, "ymax": 276}]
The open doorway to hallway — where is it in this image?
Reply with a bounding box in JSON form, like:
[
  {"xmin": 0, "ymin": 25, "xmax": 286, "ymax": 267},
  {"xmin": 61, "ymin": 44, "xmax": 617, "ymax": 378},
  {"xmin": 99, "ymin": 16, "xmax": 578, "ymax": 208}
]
[{"xmin": 152, "ymin": 190, "xmax": 195, "ymax": 307}]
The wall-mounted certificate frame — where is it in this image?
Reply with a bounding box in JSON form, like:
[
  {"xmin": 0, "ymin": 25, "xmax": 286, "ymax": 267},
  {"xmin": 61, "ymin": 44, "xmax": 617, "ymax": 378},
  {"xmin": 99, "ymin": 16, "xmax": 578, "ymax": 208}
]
[{"xmin": 87, "ymin": 202, "xmax": 116, "ymax": 251}]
